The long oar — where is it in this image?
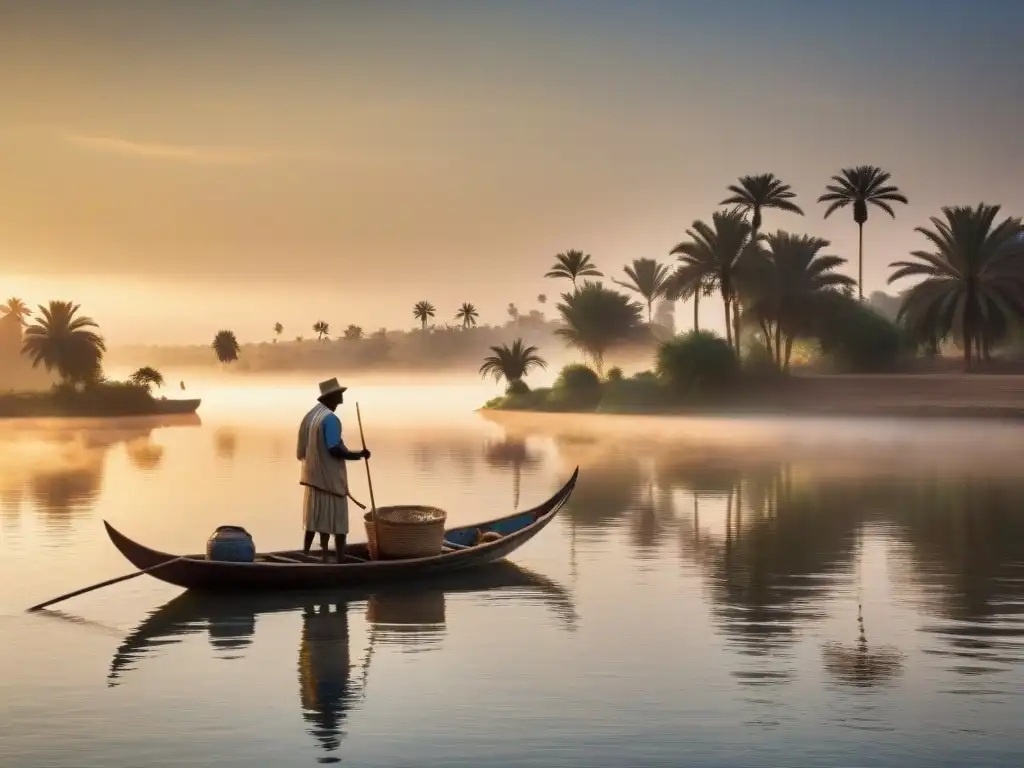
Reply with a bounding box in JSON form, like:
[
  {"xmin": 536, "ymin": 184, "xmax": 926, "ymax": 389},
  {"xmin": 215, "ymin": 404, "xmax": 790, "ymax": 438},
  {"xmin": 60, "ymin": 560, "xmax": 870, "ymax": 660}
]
[
  {"xmin": 27, "ymin": 556, "xmax": 187, "ymax": 613},
  {"xmin": 355, "ymin": 403, "xmax": 380, "ymax": 559}
]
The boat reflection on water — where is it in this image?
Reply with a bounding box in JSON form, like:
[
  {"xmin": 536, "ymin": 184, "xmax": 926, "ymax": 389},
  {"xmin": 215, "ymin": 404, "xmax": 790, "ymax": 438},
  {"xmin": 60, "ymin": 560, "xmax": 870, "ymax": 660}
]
[{"xmin": 107, "ymin": 562, "xmax": 577, "ymax": 763}]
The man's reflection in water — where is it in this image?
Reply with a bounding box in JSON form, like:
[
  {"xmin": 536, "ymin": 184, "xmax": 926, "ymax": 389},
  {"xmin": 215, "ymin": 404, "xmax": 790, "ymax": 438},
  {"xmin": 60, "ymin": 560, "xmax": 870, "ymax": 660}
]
[{"xmin": 298, "ymin": 600, "xmax": 360, "ymax": 763}]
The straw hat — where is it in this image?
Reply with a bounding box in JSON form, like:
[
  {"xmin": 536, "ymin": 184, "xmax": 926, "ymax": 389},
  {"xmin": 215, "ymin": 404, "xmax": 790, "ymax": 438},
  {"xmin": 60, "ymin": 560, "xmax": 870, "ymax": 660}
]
[{"xmin": 317, "ymin": 377, "xmax": 347, "ymax": 401}]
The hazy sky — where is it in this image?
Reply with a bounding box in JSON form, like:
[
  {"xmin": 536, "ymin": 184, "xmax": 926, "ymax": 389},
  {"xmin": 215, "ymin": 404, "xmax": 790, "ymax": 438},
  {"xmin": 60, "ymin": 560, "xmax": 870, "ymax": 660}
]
[{"xmin": 1, "ymin": 0, "xmax": 1022, "ymax": 344}]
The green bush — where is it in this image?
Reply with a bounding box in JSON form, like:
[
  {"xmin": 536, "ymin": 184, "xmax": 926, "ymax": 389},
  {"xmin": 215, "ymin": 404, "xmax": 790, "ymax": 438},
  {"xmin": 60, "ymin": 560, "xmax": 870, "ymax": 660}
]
[
  {"xmin": 656, "ymin": 331, "xmax": 739, "ymax": 399},
  {"xmin": 606, "ymin": 366, "xmax": 624, "ymax": 382},
  {"xmin": 54, "ymin": 381, "xmax": 157, "ymax": 415},
  {"xmin": 550, "ymin": 363, "xmax": 603, "ymax": 410},
  {"xmin": 598, "ymin": 373, "xmax": 668, "ymax": 413},
  {"xmin": 492, "ymin": 386, "xmax": 552, "ymax": 411},
  {"xmin": 555, "ymin": 363, "xmax": 601, "ymax": 392},
  {"xmin": 814, "ymin": 297, "xmax": 904, "ymax": 373},
  {"xmin": 505, "ymin": 379, "xmax": 531, "ymax": 396}
]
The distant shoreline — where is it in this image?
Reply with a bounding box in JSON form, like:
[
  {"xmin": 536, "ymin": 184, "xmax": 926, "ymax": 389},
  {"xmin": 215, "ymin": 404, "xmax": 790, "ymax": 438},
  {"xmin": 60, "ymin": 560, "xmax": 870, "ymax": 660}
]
[
  {"xmin": 479, "ymin": 373, "xmax": 1024, "ymax": 423},
  {"xmin": 480, "ymin": 402, "xmax": 1024, "ymax": 422},
  {"xmin": 0, "ymin": 388, "xmax": 201, "ymax": 420}
]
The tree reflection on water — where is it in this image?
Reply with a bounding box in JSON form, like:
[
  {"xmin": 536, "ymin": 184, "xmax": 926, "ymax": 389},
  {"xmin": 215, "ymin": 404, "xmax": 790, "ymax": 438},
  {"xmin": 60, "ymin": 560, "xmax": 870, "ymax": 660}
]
[
  {"xmin": 0, "ymin": 416, "xmax": 197, "ymax": 534},
  {"xmin": 502, "ymin": 419, "xmax": 1024, "ymax": 690}
]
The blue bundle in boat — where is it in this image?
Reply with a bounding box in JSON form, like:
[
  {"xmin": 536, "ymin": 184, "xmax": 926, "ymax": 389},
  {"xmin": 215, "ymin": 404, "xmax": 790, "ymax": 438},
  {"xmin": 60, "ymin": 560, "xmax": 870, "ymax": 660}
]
[{"xmin": 206, "ymin": 525, "xmax": 256, "ymax": 562}]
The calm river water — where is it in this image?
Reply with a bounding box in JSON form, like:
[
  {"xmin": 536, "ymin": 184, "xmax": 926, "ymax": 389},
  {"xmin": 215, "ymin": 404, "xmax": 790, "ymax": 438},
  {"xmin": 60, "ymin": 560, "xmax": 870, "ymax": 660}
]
[{"xmin": 2, "ymin": 378, "xmax": 1024, "ymax": 767}]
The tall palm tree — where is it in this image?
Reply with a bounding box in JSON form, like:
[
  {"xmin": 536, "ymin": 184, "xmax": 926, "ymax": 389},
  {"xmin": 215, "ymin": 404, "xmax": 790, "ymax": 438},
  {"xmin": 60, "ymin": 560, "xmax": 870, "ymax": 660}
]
[
  {"xmin": 555, "ymin": 281, "xmax": 645, "ymax": 373},
  {"xmin": 312, "ymin": 320, "xmax": 330, "ymax": 340},
  {"xmin": 21, "ymin": 300, "xmax": 106, "ymax": 386},
  {"xmin": 478, "ymin": 339, "xmax": 547, "ymax": 392},
  {"xmin": 818, "ymin": 165, "xmax": 909, "ymax": 300},
  {"xmin": 668, "ymin": 208, "xmax": 753, "ymax": 349},
  {"xmin": 722, "ymin": 174, "xmax": 805, "ymax": 344},
  {"xmin": 273, "ymin": 322, "xmax": 283, "ymax": 342},
  {"xmin": 0, "ymin": 297, "xmax": 31, "ymax": 324},
  {"xmin": 744, "ymin": 232, "xmax": 855, "ymax": 370},
  {"xmin": 613, "ymin": 258, "xmax": 672, "ymax": 323},
  {"xmin": 129, "ymin": 366, "xmax": 164, "ymax": 393},
  {"xmin": 211, "ymin": 329, "xmax": 240, "ymax": 364},
  {"xmin": 412, "ymin": 300, "xmax": 436, "ymax": 330},
  {"xmin": 888, "ymin": 204, "xmax": 1024, "ymax": 370},
  {"xmin": 455, "ymin": 302, "xmax": 479, "ymax": 329},
  {"xmin": 545, "ymin": 250, "xmax": 603, "ymax": 290}
]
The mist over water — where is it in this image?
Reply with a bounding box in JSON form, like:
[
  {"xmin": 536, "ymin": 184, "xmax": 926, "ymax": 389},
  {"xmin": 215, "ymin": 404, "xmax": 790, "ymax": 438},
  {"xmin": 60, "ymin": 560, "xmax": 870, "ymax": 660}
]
[{"xmin": 2, "ymin": 381, "xmax": 1024, "ymax": 767}]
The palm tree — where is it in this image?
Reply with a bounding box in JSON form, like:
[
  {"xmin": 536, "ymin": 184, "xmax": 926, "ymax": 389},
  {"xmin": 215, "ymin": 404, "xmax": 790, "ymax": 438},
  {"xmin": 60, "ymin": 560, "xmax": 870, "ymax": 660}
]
[
  {"xmin": 413, "ymin": 300, "xmax": 436, "ymax": 330},
  {"xmin": 818, "ymin": 165, "xmax": 909, "ymax": 300},
  {"xmin": 478, "ymin": 339, "xmax": 547, "ymax": 392},
  {"xmin": 455, "ymin": 302, "xmax": 479, "ymax": 329},
  {"xmin": 21, "ymin": 300, "xmax": 106, "ymax": 386},
  {"xmin": 555, "ymin": 281, "xmax": 645, "ymax": 373},
  {"xmin": 744, "ymin": 232, "xmax": 856, "ymax": 370},
  {"xmin": 613, "ymin": 258, "xmax": 672, "ymax": 323},
  {"xmin": 0, "ymin": 297, "xmax": 31, "ymax": 324},
  {"xmin": 888, "ymin": 204, "xmax": 1024, "ymax": 370},
  {"xmin": 343, "ymin": 324, "xmax": 364, "ymax": 341},
  {"xmin": 211, "ymin": 329, "xmax": 240, "ymax": 364},
  {"xmin": 273, "ymin": 322, "xmax": 283, "ymax": 342},
  {"xmin": 312, "ymin": 320, "xmax": 330, "ymax": 340},
  {"xmin": 722, "ymin": 174, "xmax": 805, "ymax": 344},
  {"xmin": 722, "ymin": 173, "xmax": 805, "ymax": 234},
  {"xmin": 129, "ymin": 366, "xmax": 164, "ymax": 393},
  {"xmin": 545, "ymin": 249, "xmax": 603, "ymax": 290},
  {"xmin": 668, "ymin": 208, "xmax": 754, "ymax": 349},
  {"xmin": 0, "ymin": 297, "xmax": 31, "ymax": 349}
]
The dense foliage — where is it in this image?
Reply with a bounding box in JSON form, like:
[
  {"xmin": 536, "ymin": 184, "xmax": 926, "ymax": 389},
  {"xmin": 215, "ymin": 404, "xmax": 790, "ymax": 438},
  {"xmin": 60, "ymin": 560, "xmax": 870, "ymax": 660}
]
[
  {"xmin": 0, "ymin": 381, "xmax": 158, "ymax": 418},
  {"xmin": 655, "ymin": 331, "xmax": 739, "ymax": 397}
]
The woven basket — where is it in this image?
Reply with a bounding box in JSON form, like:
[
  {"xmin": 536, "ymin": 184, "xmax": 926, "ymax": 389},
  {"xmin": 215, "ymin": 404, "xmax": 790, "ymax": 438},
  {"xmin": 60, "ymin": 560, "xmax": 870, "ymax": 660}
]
[{"xmin": 364, "ymin": 505, "xmax": 447, "ymax": 560}]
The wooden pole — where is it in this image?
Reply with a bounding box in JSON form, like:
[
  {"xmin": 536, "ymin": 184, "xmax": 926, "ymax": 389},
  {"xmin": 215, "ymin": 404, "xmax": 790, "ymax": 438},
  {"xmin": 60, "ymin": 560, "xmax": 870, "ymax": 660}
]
[
  {"xmin": 27, "ymin": 556, "xmax": 187, "ymax": 613},
  {"xmin": 355, "ymin": 403, "xmax": 380, "ymax": 559}
]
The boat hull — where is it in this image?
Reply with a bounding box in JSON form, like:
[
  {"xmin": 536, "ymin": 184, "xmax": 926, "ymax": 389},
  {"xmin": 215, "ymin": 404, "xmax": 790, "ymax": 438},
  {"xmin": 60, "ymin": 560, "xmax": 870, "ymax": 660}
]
[
  {"xmin": 103, "ymin": 467, "xmax": 578, "ymax": 591},
  {"xmin": 153, "ymin": 398, "xmax": 201, "ymax": 415}
]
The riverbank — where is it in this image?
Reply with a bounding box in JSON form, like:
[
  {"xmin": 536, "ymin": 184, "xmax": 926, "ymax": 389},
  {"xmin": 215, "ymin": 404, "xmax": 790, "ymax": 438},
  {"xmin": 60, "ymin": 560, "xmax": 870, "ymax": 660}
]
[
  {"xmin": 481, "ymin": 373, "xmax": 1024, "ymax": 421},
  {"xmin": 0, "ymin": 384, "xmax": 201, "ymax": 419}
]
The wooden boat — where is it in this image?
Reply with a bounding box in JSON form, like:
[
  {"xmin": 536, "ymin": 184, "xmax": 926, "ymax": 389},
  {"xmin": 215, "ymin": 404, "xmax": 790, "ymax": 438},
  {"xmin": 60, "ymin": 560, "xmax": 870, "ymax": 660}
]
[
  {"xmin": 107, "ymin": 561, "xmax": 578, "ymax": 686},
  {"xmin": 153, "ymin": 397, "xmax": 201, "ymax": 415},
  {"xmin": 103, "ymin": 467, "xmax": 579, "ymax": 591}
]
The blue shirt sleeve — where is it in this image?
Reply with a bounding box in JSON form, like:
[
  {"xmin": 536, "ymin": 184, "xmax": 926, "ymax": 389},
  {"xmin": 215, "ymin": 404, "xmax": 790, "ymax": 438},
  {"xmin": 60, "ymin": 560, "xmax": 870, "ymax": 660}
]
[{"xmin": 321, "ymin": 413, "xmax": 342, "ymax": 449}]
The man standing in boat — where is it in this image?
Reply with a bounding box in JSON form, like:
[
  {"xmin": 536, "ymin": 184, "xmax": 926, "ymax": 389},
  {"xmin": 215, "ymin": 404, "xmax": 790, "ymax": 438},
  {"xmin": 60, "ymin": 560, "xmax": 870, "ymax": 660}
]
[{"xmin": 296, "ymin": 378, "xmax": 370, "ymax": 562}]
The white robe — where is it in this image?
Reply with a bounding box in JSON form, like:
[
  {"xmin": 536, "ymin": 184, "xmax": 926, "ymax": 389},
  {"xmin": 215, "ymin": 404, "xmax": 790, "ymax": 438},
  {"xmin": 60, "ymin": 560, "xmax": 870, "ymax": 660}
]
[{"xmin": 297, "ymin": 403, "xmax": 350, "ymax": 534}]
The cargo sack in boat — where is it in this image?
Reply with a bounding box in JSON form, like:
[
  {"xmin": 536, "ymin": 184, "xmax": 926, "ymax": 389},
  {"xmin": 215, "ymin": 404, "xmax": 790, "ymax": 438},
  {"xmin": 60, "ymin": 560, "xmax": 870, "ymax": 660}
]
[{"xmin": 206, "ymin": 525, "xmax": 256, "ymax": 562}]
